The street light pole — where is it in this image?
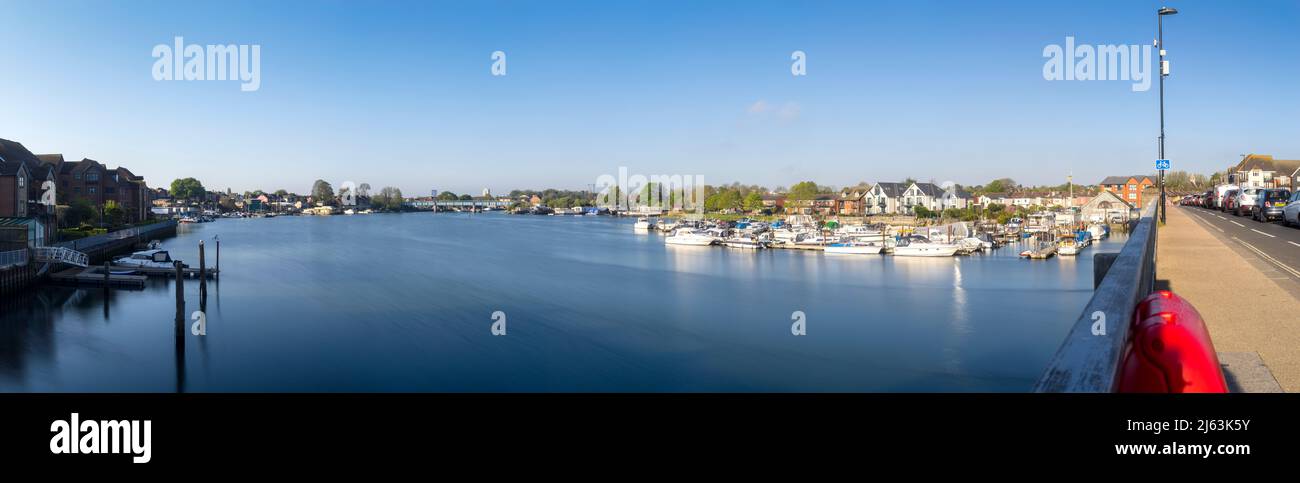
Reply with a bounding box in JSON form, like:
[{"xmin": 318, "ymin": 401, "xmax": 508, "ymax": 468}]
[{"xmin": 1157, "ymin": 6, "xmax": 1178, "ymax": 223}]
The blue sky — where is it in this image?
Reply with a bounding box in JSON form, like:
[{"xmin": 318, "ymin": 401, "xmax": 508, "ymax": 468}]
[{"xmin": 2, "ymin": 0, "xmax": 1297, "ymax": 195}]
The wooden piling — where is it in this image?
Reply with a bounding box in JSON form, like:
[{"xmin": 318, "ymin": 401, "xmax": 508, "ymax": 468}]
[{"xmin": 199, "ymin": 240, "xmax": 205, "ymax": 278}]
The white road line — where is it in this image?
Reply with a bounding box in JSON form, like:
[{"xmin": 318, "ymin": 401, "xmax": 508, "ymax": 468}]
[
  {"xmin": 1216, "ymin": 215, "xmax": 1227, "ymax": 220},
  {"xmin": 1234, "ymin": 237, "xmax": 1300, "ymax": 279},
  {"xmin": 1230, "ymin": 221, "xmax": 1245, "ymax": 227},
  {"xmin": 1290, "ymin": 241, "xmax": 1300, "ymax": 248},
  {"xmin": 1251, "ymin": 229, "xmax": 1277, "ymax": 238}
]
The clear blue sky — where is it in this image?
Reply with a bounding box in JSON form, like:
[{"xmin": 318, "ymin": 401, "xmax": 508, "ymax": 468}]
[{"xmin": 2, "ymin": 0, "xmax": 1297, "ymax": 195}]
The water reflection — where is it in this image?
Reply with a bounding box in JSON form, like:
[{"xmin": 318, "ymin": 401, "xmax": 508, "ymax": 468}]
[{"xmin": 0, "ymin": 214, "xmax": 1128, "ymax": 392}]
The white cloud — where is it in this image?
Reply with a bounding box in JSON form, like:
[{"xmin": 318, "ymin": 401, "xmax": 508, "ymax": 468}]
[{"xmin": 746, "ymin": 100, "xmax": 770, "ymax": 114}]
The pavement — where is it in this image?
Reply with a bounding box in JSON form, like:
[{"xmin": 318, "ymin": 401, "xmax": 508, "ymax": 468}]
[{"xmin": 1156, "ymin": 205, "xmax": 1300, "ymax": 392}]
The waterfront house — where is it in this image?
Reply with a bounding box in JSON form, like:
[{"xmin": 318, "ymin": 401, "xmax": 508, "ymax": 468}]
[
  {"xmin": 1229, "ymin": 154, "xmax": 1300, "ymax": 189},
  {"xmin": 0, "ymin": 153, "xmax": 31, "ymax": 218},
  {"xmin": 1099, "ymin": 175, "xmax": 1155, "ymax": 207},
  {"xmin": 866, "ymin": 182, "xmax": 906, "ymax": 214},
  {"xmin": 898, "ymin": 182, "xmax": 945, "ymax": 213},
  {"xmin": 937, "ymin": 187, "xmax": 974, "ymax": 211},
  {"xmin": 781, "ymin": 193, "xmax": 835, "ymax": 215},
  {"xmin": 760, "ymin": 194, "xmax": 786, "ymax": 212},
  {"xmin": 836, "ymin": 187, "xmax": 870, "ymax": 215}
]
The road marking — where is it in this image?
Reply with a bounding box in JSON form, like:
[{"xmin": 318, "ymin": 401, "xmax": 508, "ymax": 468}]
[
  {"xmin": 1290, "ymin": 241, "xmax": 1300, "ymax": 248},
  {"xmin": 1251, "ymin": 229, "xmax": 1277, "ymax": 238},
  {"xmin": 1234, "ymin": 237, "xmax": 1300, "ymax": 279},
  {"xmin": 1216, "ymin": 215, "xmax": 1227, "ymax": 220},
  {"xmin": 1230, "ymin": 221, "xmax": 1245, "ymax": 227}
]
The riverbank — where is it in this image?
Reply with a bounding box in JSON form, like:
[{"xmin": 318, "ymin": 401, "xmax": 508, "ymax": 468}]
[{"xmin": 1157, "ymin": 206, "xmax": 1297, "ymax": 392}]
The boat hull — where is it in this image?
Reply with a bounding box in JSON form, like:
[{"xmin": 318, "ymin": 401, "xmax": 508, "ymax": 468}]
[
  {"xmin": 892, "ymin": 246, "xmax": 959, "ymax": 257},
  {"xmin": 824, "ymin": 244, "xmax": 883, "ymax": 255}
]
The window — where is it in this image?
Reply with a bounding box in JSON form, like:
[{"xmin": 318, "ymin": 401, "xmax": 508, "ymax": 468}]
[
  {"xmin": 105, "ymin": 187, "xmax": 116, "ymax": 194},
  {"xmin": 74, "ymin": 173, "xmax": 81, "ymax": 180},
  {"xmin": 86, "ymin": 172, "xmax": 99, "ymax": 181},
  {"xmin": 1128, "ymin": 193, "xmax": 1136, "ymax": 200},
  {"xmin": 74, "ymin": 187, "xmax": 81, "ymax": 193},
  {"xmin": 88, "ymin": 186, "xmax": 97, "ymax": 194},
  {"xmin": 18, "ymin": 176, "xmax": 24, "ymax": 188},
  {"xmin": 1128, "ymin": 184, "xmax": 1136, "ymax": 190}
]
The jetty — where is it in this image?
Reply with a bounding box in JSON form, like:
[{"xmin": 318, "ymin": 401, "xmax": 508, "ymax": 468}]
[
  {"xmin": 48, "ymin": 266, "xmax": 146, "ymax": 289},
  {"xmin": 107, "ymin": 264, "xmax": 217, "ymax": 278}
]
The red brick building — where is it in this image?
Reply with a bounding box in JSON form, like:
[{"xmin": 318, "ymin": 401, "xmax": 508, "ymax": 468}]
[{"xmin": 1099, "ymin": 175, "xmax": 1156, "ymax": 208}]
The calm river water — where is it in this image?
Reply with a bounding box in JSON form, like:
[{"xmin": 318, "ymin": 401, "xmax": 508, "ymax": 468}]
[{"xmin": 0, "ymin": 213, "xmax": 1126, "ymax": 392}]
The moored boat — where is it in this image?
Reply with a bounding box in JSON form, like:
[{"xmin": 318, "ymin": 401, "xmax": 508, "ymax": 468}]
[
  {"xmin": 664, "ymin": 229, "xmax": 716, "ymax": 246},
  {"xmin": 824, "ymin": 242, "xmax": 884, "ymax": 255},
  {"xmin": 891, "ymin": 235, "xmax": 959, "ymax": 257}
]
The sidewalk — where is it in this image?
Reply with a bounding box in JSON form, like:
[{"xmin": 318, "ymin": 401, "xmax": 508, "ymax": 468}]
[{"xmin": 1157, "ymin": 207, "xmax": 1298, "ymax": 392}]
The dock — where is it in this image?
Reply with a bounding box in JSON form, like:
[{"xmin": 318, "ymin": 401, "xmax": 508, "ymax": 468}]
[
  {"xmin": 48, "ymin": 266, "xmax": 146, "ymax": 289},
  {"xmin": 108, "ymin": 264, "xmax": 217, "ymax": 278}
]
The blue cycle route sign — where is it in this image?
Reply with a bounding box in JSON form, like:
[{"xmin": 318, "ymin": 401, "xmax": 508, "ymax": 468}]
[{"xmin": 1156, "ymin": 159, "xmax": 1170, "ymax": 170}]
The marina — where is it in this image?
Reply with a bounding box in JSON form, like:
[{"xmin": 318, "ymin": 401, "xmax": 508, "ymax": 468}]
[{"xmin": 0, "ymin": 212, "xmax": 1127, "ymax": 392}]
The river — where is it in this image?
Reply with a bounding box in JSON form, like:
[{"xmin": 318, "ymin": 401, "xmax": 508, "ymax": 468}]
[{"xmin": 0, "ymin": 212, "xmax": 1125, "ymax": 392}]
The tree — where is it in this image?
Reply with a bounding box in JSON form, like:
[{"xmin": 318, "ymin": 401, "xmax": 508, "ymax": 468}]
[
  {"xmin": 743, "ymin": 192, "xmax": 764, "ymax": 212},
  {"xmin": 984, "ymin": 178, "xmax": 1017, "ymax": 193},
  {"xmin": 437, "ymin": 191, "xmax": 459, "ymax": 201},
  {"xmin": 104, "ymin": 200, "xmax": 125, "ymax": 226},
  {"xmin": 913, "ymin": 206, "xmax": 935, "ymax": 218},
  {"xmin": 274, "ymin": 189, "xmax": 289, "ymax": 197},
  {"xmin": 459, "ymin": 194, "xmax": 473, "ymax": 201},
  {"xmin": 787, "ymin": 181, "xmax": 820, "ymax": 214},
  {"xmin": 372, "ymin": 186, "xmax": 404, "ymax": 211},
  {"xmin": 311, "ymin": 179, "xmax": 335, "ymax": 205},
  {"xmin": 64, "ymin": 198, "xmax": 98, "ymax": 227},
  {"xmin": 170, "ymin": 178, "xmax": 206, "ymax": 201}
]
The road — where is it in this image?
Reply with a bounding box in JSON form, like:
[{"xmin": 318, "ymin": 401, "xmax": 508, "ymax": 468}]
[{"xmin": 1176, "ymin": 205, "xmax": 1300, "ymax": 287}]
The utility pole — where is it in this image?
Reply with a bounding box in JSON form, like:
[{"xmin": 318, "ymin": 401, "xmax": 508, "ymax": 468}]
[{"xmin": 1157, "ymin": 6, "xmax": 1179, "ymax": 223}]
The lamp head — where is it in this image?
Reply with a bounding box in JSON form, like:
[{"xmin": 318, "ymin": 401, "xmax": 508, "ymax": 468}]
[{"xmin": 1159, "ymin": 7, "xmax": 1178, "ymax": 15}]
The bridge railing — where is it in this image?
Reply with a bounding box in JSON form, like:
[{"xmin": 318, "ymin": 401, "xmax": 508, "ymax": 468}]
[
  {"xmin": 0, "ymin": 249, "xmax": 28, "ymax": 269},
  {"xmin": 1034, "ymin": 200, "xmax": 1157, "ymax": 392}
]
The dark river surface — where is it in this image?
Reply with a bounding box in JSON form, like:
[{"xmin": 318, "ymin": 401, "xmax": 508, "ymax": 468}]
[{"xmin": 0, "ymin": 213, "xmax": 1127, "ymax": 392}]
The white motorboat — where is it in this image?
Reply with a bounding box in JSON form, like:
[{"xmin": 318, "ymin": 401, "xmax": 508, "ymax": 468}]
[
  {"xmin": 794, "ymin": 233, "xmax": 837, "ymax": 246},
  {"xmin": 656, "ymin": 219, "xmax": 679, "ymax": 232},
  {"xmin": 1057, "ymin": 238, "xmax": 1081, "ymax": 256},
  {"xmin": 891, "ymin": 235, "xmax": 959, "ymax": 257},
  {"xmin": 1087, "ymin": 224, "xmax": 1109, "ymax": 241},
  {"xmin": 664, "ymin": 229, "xmax": 716, "ymax": 246},
  {"xmin": 824, "ymin": 242, "xmax": 883, "ymax": 255},
  {"xmin": 633, "ymin": 217, "xmax": 653, "ymax": 231},
  {"xmin": 723, "ymin": 236, "xmax": 767, "ymax": 249},
  {"xmin": 112, "ymin": 249, "xmax": 180, "ymax": 269}
]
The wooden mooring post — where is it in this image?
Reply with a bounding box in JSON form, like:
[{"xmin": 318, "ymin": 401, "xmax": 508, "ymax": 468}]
[
  {"xmin": 199, "ymin": 240, "xmax": 207, "ymax": 298},
  {"xmin": 174, "ymin": 259, "xmax": 186, "ymax": 393}
]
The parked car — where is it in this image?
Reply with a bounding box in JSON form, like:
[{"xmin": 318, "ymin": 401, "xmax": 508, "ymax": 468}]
[
  {"xmin": 1234, "ymin": 188, "xmax": 1261, "ymax": 217},
  {"xmin": 1284, "ymin": 191, "xmax": 1300, "ymax": 227},
  {"xmin": 1215, "ymin": 185, "xmax": 1239, "ymax": 211},
  {"xmin": 1254, "ymin": 189, "xmax": 1291, "ymax": 222},
  {"xmin": 1223, "ymin": 189, "xmax": 1240, "ymax": 213}
]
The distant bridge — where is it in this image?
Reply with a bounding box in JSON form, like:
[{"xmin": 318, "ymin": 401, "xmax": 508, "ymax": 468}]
[{"xmin": 403, "ymin": 199, "xmax": 511, "ymax": 210}]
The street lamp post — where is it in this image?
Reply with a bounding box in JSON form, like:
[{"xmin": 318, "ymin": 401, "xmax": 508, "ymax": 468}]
[{"xmin": 1158, "ymin": 6, "xmax": 1178, "ymax": 223}]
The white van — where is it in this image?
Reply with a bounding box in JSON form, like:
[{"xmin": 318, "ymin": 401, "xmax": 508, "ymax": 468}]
[{"xmin": 1214, "ymin": 184, "xmax": 1239, "ymax": 209}]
